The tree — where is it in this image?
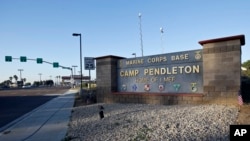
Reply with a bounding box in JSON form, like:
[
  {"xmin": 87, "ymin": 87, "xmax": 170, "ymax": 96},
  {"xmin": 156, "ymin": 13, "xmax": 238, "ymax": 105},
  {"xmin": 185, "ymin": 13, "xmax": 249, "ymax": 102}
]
[
  {"xmin": 4, "ymin": 80, "xmax": 11, "ymax": 86},
  {"xmin": 13, "ymin": 75, "xmax": 18, "ymax": 82},
  {"xmin": 45, "ymin": 80, "xmax": 54, "ymax": 86},
  {"xmin": 33, "ymin": 81, "xmax": 40, "ymax": 87},
  {"xmin": 22, "ymin": 78, "xmax": 26, "ymax": 83},
  {"xmin": 242, "ymin": 60, "xmax": 250, "ymax": 78},
  {"xmin": 9, "ymin": 76, "xmax": 13, "ymax": 83}
]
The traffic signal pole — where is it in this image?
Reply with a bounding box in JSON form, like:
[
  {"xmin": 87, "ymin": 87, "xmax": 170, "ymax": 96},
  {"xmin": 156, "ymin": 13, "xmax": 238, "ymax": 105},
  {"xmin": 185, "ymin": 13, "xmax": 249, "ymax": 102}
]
[{"xmin": 5, "ymin": 56, "xmax": 72, "ymax": 73}]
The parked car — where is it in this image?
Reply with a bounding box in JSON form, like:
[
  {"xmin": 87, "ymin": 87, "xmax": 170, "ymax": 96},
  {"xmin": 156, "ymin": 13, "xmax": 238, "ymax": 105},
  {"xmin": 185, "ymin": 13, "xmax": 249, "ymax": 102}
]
[{"xmin": 22, "ymin": 85, "xmax": 31, "ymax": 88}]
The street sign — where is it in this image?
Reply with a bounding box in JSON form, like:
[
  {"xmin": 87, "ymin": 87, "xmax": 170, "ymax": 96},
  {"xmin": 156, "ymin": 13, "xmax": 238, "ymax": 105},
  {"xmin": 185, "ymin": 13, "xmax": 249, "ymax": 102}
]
[
  {"xmin": 5, "ymin": 56, "xmax": 12, "ymax": 62},
  {"xmin": 37, "ymin": 58, "xmax": 43, "ymax": 64},
  {"xmin": 20, "ymin": 56, "xmax": 27, "ymax": 62},
  {"xmin": 53, "ymin": 62, "xmax": 59, "ymax": 68},
  {"xmin": 84, "ymin": 57, "xmax": 95, "ymax": 70}
]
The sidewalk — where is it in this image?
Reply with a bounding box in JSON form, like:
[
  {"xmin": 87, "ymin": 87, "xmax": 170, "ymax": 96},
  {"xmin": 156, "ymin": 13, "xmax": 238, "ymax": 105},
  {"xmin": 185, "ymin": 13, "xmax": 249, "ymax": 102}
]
[{"xmin": 0, "ymin": 89, "xmax": 77, "ymax": 141}]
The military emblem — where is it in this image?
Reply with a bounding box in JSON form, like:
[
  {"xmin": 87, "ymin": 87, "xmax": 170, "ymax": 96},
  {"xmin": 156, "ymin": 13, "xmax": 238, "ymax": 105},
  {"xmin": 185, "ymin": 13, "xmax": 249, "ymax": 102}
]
[
  {"xmin": 132, "ymin": 84, "xmax": 137, "ymax": 91},
  {"xmin": 158, "ymin": 84, "xmax": 164, "ymax": 92},
  {"xmin": 119, "ymin": 60, "xmax": 123, "ymax": 67},
  {"xmin": 195, "ymin": 51, "xmax": 202, "ymax": 60},
  {"xmin": 190, "ymin": 83, "xmax": 198, "ymax": 92},
  {"xmin": 122, "ymin": 84, "xmax": 127, "ymax": 91},
  {"xmin": 173, "ymin": 83, "xmax": 181, "ymax": 92},
  {"xmin": 144, "ymin": 84, "xmax": 150, "ymax": 92}
]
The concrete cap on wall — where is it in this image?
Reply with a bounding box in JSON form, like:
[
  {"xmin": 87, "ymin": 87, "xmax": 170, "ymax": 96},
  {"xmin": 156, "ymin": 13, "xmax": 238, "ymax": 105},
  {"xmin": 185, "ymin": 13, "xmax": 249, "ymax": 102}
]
[
  {"xmin": 95, "ymin": 55, "xmax": 126, "ymax": 60},
  {"xmin": 199, "ymin": 34, "xmax": 245, "ymax": 46}
]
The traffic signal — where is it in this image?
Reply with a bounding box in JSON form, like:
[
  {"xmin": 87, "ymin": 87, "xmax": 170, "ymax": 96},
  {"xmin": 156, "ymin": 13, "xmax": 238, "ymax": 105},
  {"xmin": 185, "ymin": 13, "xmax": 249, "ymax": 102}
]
[
  {"xmin": 20, "ymin": 56, "xmax": 27, "ymax": 62},
  {"xmin": 5, "ymin": 56, "xmax": 12, "ymax": 62},
  {"xmin": 37, "ymin": 58, "xmax": 43, "ymax": 64},
  {"xmin": 53, "ymin": 62, "xmax": 59, "ymax": 68}
]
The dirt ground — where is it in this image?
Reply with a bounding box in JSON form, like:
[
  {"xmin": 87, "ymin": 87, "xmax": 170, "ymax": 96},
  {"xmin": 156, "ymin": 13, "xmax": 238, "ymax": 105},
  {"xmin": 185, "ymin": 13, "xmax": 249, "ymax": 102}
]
[
  {"xmin": 74, "ymin": 96, "xmax": 89, "ymax": 107},
  {"xmin": 236, "ymin": 104, "xmax": 250, "ymax": 124},
  {"xmin": 74, "ymin": 97, "xmax": 250, "ymax": 125}
]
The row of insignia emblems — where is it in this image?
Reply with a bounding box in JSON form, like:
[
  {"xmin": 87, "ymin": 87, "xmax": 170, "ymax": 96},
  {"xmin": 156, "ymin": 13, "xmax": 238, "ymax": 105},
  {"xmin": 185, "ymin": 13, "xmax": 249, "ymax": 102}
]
[{"xmin": 121, "ymin": 83, "xmax": 198, "ymax": 92}]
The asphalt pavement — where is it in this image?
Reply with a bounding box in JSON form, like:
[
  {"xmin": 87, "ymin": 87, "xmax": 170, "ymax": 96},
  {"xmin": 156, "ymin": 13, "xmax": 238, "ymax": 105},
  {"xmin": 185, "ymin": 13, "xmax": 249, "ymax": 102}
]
[
  {"xmin": 0, "ymin": 95, "xmax": 58, "ymax": 128},
  {"xmin": 0, "ymin": 89, "xmax": 78, "ymax": 141}
]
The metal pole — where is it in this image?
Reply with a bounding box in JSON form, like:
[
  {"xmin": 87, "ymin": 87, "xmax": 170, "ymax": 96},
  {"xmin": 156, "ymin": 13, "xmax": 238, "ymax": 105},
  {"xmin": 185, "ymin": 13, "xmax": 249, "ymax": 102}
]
[
  {"xmin": 70, "ymin": 68, "xmax": 73, "ymax": 87},
  {"xmin": 139, "ymin": 13, "xmax": 143, "ymax": 57},
  {"xmin": 18, "ymin": 69, "xmax": 23, "ymax": 80},
  {"xmin": 160, "ymin": 27, "xmax": 164, "ymax": 53},
  {"xmin": 80, "ymin": 34, "xmax": 83, "ymax": 95},
  {"xmin": 132, "ymin": 53, "xmax": 136, "ymax": 58},
  {"xmin": 89, "ymin": 69, "xmax": 91, "ymax": 89},
  {"xmin": 54, "ymin": 76, "xmax": 56, "ymax": 86},
  {"xmin": 71, "ymin": 68, "xmax": 73, "ymax": 79},
  {"xmin": 72, "ymin": 65, "xmax": 78, "ymax": 76},
  {"xmin": 38, "ymin": 73, "xmax": 42, "ymax": 82},
  {"xmin": 73, "ymin": 33, "xmax": 83, "ymax": 95},
  {"xmin": 20, "ymin": 70, "xmax": 22, "ymax": 80}
]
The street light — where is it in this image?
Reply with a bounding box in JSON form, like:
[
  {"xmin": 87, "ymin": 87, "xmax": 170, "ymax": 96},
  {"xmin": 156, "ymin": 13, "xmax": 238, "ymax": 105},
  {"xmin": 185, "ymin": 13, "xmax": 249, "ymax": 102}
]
[
  {"xmin": 72, "ymin": 33, "xmax": 83, "ymax": 95},
  {"xmin": 160, "ymin": 27, "xmax": 164, "ymax": 53},
  {"xmin": 132, "ymin": 53, "xmax": 136, "ymax": 58},
  {"xmin": 18, "ymin": 69, "xmax": 24, "ymax": 80},
  {"xmin": 72, "ymin": 65, "xmax": 78, "ymax": 77},
  {"xmin": 38, "ymin": 73, "xmax": 42, "ymax": 82}
]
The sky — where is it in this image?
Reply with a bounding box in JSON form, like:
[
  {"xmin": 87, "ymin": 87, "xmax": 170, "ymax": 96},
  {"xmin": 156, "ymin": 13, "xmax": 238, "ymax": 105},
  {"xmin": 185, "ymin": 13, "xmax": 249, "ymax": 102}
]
[{"xmin": 0, "ymin": 0, "xmax": 249, "ymax": 83}]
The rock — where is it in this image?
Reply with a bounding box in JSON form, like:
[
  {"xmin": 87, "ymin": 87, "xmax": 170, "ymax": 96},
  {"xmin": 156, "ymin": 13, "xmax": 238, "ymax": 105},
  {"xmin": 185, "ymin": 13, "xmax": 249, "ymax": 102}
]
[{"xmin": 67, "ymin": 104, "xmax": 238, "ymax": 141}]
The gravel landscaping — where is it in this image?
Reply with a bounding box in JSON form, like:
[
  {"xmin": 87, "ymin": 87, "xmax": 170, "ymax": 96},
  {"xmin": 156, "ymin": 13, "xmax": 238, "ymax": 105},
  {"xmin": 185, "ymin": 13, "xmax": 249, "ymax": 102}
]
[{"xmin": 66, "ymin": 103, "xmax": 238, "ymax": 141}]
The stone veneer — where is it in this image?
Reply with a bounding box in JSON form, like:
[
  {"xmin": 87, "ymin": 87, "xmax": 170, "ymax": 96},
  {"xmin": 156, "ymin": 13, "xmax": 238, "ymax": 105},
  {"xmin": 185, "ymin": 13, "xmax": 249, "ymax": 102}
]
[
  {"xmin": 95, "ymin": 35, "xmax": 245, "ymax": 105},
  {"xmin": 199, "ymin": 35, "xmax": 245, "ymax": 105},
  {"xmin": 95, "ymin": 55, "xmax": 125, "ymax": 103}
]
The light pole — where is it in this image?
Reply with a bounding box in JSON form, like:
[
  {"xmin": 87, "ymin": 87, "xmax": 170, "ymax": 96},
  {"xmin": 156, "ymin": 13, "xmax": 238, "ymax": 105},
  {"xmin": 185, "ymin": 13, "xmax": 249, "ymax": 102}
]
[
  {"xmin": 160, "ymin": 27, "xmax": 164, "ymax": 53},
  {"xmin": 18, "ymin": 69, "xmax": 23, "ymax": 80},
  {"xmin": 72, "ymin": 33, "xmax": 83, "ymax": 95},
  {"xmin": 132, "ymin": 53, "xmax": 136, "ymax": 58},
  {"xmin": 72, "ymin": 65, "xmax": 78, "ymax": 77},
  {"xmin": 38, "ymin": 73, "xmax": 42, "ymax": 82}
]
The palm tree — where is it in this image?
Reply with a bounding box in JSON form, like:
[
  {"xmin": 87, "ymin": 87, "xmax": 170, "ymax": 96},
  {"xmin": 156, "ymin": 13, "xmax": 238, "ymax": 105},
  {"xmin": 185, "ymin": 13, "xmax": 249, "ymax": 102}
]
[
  {"xmin": 9, "ymin": 76, "xmax": 13, "ymax": 83},
  {"xmin": 59, "ymin": 76, "xmax": 61, "ymax": 85},
  {"xmin": 23, "ymin": 78, "xmax": 26, "ymax": 83},
  {"xmin": 13, "ymin": 75, "xmax": 18, "ymax": 83}
]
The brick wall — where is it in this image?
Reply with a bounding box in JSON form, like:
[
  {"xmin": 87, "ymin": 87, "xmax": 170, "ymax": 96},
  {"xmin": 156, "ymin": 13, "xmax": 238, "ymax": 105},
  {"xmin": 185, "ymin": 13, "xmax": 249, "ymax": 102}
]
[
  {"xmin": 199, "ymin": 35, "xmax": 245, "ymax": 105},
  {"xmin": 95, "ymin": 55, "xmax": 125, "ymax": 103}
]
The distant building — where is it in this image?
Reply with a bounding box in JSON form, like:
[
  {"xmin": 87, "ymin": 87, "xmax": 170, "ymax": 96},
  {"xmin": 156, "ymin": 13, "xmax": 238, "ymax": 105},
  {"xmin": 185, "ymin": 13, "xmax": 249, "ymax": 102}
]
[{"xmin": 61, "ymin": 75, "xmax": 90, "ymax": 86}]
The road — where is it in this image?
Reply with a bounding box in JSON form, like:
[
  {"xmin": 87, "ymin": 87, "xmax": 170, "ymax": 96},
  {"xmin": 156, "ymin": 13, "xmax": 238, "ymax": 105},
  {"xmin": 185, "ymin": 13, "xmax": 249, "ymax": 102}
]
[{"xmin": 0, "ymin": 87, "xmax": 70, "ymax": 129}]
